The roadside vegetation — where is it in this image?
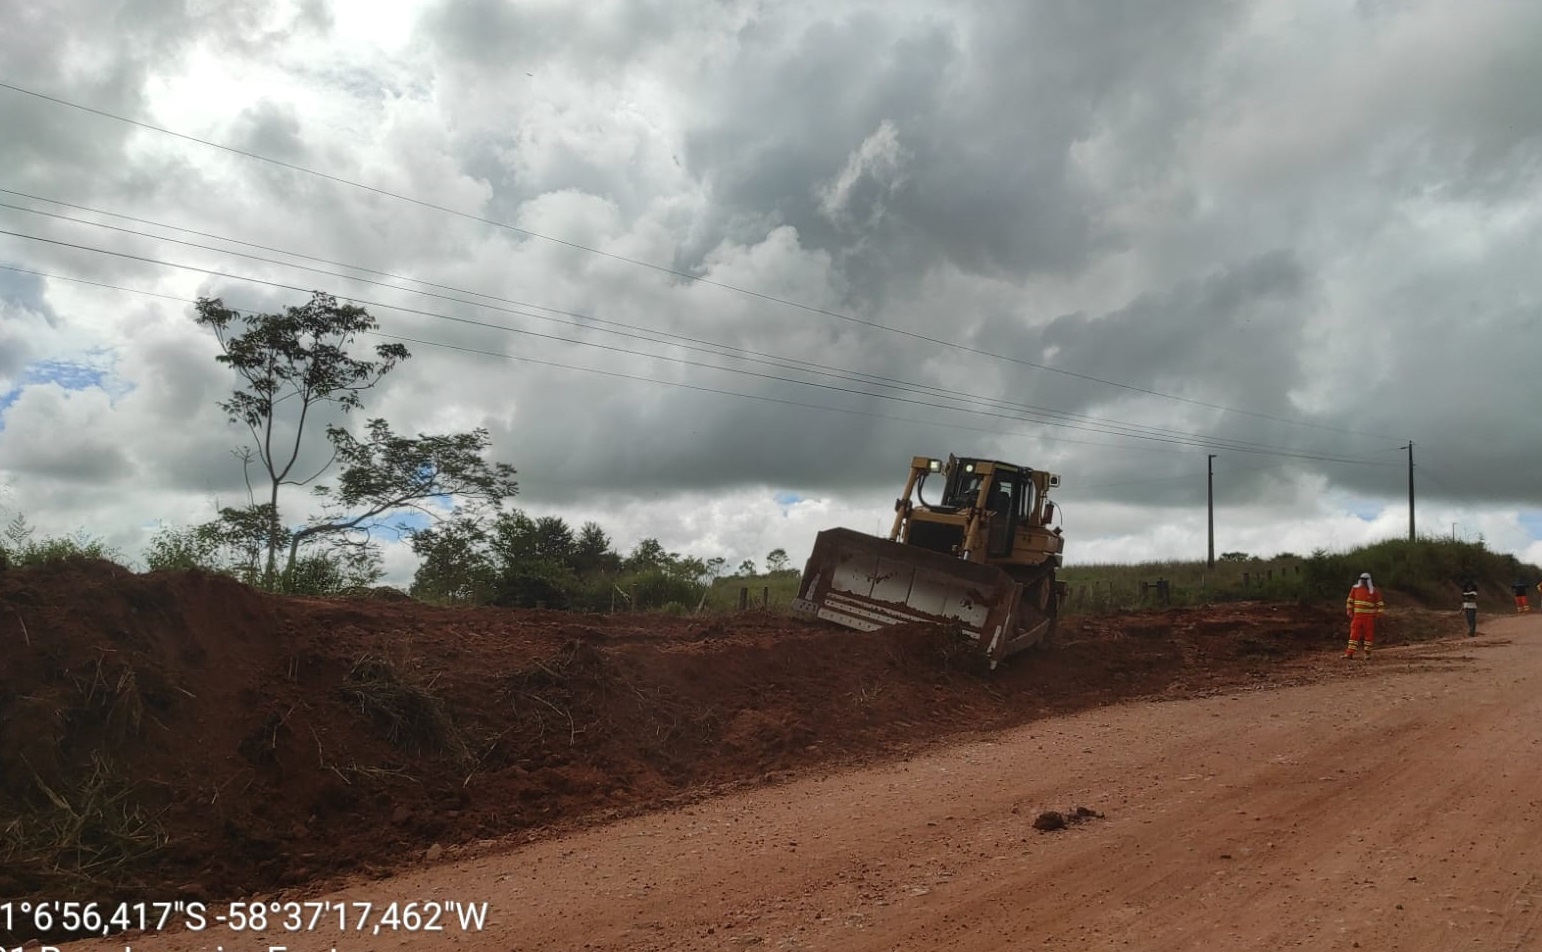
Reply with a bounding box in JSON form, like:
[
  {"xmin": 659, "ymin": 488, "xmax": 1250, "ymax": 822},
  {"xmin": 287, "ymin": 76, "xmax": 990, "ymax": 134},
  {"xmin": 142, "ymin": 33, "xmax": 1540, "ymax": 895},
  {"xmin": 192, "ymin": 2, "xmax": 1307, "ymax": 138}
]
[
  {"xmin": 4, "ymin": 508, "xmax": 1538, "ymax": 621},
  {"xmin": 1057, "ymin": 537, "xmax": 1541, "ymax": 615}
]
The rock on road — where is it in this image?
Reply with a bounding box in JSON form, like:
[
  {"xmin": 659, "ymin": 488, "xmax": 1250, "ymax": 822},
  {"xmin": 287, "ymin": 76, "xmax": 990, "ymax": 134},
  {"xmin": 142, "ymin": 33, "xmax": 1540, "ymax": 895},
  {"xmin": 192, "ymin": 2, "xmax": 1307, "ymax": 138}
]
[{"xmin": 69, "ymin": 613, "xmax": 1542, "ymax": 951}]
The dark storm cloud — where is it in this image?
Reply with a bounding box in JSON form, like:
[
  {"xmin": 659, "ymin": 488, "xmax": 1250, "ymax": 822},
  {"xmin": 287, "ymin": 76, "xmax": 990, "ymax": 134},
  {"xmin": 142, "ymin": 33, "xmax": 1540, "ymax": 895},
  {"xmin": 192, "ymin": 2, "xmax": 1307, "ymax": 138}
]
[
  {"xmin": 681, "ymin": 1, "xmax": 1238, "ymax": 300},
  {"xmin": 455, "ymin": 255, "xmax": 1299, "ymax": 508},
  {"xmin": 397, "ymin": 0, "xmax": 1273, "ymax": 511},
  {"xmin": 1414, "ymin": 10, "xmax": 1542, "ymax": 183},
  {"xmin": 458, "ymin": 248, "xmax": 1325, "ymax": 510},
  {"xmin": 1315, "ymin": 263, "xmax": 1542, "ymax": 505},
  {"xmin": 1033, "ymin": 251, "xmax": 1311, "ymax": 416},
  {"xmin": 485, "ymin": 375, "xmax": 912, "ymax": 506}
]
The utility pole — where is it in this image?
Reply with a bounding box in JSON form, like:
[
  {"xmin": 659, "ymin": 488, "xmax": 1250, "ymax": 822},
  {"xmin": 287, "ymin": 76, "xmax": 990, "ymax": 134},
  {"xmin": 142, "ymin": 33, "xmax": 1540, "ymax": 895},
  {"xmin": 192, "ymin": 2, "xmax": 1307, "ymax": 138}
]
[
  {"xmin": 1207, "ymin": 454, "xmax": 1216, "ymax": 569},
  {"xmin": 1407, "ymin": 441, "xmax": 1415, "ymax": 542}
]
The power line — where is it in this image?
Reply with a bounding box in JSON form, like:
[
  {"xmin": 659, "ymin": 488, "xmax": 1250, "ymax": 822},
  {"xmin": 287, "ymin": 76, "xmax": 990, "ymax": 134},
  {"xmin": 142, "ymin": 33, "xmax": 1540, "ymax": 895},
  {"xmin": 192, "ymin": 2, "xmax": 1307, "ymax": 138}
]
[
  {"xmin": 0, "ymin": 194, "xmax": 1383, "ymax": 459},
  {"xmin": 0, "ymin": 198, "xmax": 1220, "ymax": 443},
  {"xmin": 1068, "ymin": 453, "xmax": 1399, "ymax": 492},
  {"xmin": 0, "ymin": 262, "xmax": 1205, "ymax": 453},
  {"xmin": 0, "ymin": 79, "xmax": 1399, "ymax": 442},
  {"xmin": 1416, "ymin": 464, "xmax": 1465, "ymax": 498},
  {"xmin": 0, "ymin": 258, "xmax": 1325, "ymax": 461},
  {"xmin": 1, "ymin": 256, "xmax": 1409, "ymax": 472},
  {"xmin": 0, "ymin": 228, "xmax": 1404, "ymax": 464}
]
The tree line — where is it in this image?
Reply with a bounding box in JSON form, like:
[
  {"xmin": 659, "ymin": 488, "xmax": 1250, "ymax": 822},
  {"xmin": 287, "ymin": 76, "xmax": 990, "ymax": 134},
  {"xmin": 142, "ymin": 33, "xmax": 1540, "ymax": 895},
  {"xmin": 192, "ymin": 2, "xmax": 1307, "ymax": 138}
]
[
  {"xmin": 408, "ymin": 513, "xmax": 792, "ymax": 611},
  {"xmin": 0, "ymin": 292, "xmax": 796, "ymax": 611}
]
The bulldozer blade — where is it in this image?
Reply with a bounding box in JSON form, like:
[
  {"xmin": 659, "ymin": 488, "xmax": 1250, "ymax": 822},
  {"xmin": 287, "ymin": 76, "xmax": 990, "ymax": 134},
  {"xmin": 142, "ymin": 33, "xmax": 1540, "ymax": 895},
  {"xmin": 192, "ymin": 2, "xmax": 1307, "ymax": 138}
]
[{"xmin": 790, "ymin": 527, "xmax": 1039, "ymax": 664}]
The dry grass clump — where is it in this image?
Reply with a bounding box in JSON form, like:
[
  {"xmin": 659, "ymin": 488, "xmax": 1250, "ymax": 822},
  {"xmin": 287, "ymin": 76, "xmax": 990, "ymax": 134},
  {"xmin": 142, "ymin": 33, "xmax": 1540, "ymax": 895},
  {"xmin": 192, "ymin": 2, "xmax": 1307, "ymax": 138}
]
[
  {"xmin": 344, "ymin": 654, "xmax": 470, "ymax": 764},
  {"xmin": 1, "ymin": 753, "xmax": 168, "ymax": 889}
]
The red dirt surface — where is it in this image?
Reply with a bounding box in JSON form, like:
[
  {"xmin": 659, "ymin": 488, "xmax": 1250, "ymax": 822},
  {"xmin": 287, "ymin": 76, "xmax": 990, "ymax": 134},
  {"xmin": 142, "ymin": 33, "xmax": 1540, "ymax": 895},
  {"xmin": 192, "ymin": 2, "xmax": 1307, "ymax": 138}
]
[{"xmin": 0, "ymin": 558, "xmax": 1390, "ymax": 944}]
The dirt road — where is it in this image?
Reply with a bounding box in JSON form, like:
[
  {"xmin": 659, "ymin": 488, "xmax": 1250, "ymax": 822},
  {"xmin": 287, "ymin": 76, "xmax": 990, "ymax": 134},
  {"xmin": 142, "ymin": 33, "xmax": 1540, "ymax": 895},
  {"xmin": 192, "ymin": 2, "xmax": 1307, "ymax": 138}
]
[{"xmin": 66, "ymin": 613, "xmax": 1542, "ymax": 952}]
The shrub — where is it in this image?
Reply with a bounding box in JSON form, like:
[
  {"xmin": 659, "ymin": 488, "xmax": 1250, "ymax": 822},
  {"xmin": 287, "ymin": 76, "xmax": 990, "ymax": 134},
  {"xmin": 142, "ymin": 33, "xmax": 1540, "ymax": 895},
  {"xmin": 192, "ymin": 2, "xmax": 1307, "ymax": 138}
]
[{"xmin": 2, "ymin": 515, "xmax": 120, "ymax": 567}]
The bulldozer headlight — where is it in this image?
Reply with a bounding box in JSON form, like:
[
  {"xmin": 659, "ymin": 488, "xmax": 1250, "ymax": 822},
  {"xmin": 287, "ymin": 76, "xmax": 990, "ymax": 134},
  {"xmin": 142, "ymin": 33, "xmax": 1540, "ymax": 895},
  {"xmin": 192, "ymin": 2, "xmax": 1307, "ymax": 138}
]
[{"xmin": 927, "ymin": 458, "xmax": 942, "ymax": 472}]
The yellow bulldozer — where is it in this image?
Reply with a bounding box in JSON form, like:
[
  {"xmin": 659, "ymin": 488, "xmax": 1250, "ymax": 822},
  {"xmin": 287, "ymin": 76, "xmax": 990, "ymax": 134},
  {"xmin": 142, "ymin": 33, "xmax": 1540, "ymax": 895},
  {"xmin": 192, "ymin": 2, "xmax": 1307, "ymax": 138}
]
[{"xmin": 790, "ymin": 454, "xmax": 1067, "ymax": 666}]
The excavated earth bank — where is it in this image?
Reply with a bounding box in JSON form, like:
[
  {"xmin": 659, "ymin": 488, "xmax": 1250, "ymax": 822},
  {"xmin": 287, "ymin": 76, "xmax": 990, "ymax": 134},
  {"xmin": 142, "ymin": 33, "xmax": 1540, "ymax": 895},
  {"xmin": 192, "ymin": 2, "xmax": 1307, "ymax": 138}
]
[{"xmin": 0, "ymin": 558, "xmax": 1374, "ymax": 943}]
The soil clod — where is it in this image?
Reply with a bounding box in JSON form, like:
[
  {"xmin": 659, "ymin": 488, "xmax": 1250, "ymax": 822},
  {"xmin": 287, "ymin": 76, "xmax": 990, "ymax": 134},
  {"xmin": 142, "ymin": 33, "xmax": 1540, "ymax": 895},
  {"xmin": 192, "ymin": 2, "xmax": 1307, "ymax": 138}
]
[{"xmin": 1033, "ymin": 806, "xmax": 1105, "ymax": 832}]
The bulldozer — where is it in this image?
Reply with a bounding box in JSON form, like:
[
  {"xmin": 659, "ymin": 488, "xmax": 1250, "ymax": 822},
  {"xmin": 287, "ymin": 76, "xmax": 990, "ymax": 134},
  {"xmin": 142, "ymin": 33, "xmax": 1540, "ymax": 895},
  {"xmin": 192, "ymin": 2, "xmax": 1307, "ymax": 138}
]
[{"xmin": 790, "ymin": 454, "xmax": 1067, "ymax": 666}]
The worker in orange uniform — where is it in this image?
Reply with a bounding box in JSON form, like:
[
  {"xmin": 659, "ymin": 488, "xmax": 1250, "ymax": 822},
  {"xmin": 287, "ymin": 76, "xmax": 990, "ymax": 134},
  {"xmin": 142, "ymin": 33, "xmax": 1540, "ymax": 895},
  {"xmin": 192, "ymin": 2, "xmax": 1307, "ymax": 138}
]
[{"xmin": 1345, "ymin": 572, "xmax": 1385, "ymax": 659}]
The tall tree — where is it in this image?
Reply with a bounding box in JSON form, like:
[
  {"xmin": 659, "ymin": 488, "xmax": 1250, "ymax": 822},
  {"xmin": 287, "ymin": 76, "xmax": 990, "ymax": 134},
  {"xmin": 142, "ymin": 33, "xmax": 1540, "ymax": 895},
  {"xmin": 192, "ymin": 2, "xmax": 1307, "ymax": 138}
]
[
  {"xmin": 196, "ymin": 292, "xmax": 407, "ymax": 588},
  {"xmin": 531, "ymin": 516, "xmax": 576, "ymax": 562},
  {"xmin": 197, "ymin": 292, "xmax": 519, "ymax": 591},
  {"xmin": 626, "ymin": 538, "xmax": 669, "ymax": 571},
  {"xmin": 572, "ymin": 521, "xmax": 619, "ymax": 576}
]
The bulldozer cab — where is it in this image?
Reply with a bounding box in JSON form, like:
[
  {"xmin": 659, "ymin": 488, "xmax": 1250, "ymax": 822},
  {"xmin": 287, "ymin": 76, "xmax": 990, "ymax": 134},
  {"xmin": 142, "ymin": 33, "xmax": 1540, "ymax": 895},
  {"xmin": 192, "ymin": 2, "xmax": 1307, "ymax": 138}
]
[
  {"xmin": 793, "ymin": 452, "xmax": 1067, "ymax": 667},
  {"xmin": 899, "ymin": 455, "xmax": 1061, "ymax": 569}
]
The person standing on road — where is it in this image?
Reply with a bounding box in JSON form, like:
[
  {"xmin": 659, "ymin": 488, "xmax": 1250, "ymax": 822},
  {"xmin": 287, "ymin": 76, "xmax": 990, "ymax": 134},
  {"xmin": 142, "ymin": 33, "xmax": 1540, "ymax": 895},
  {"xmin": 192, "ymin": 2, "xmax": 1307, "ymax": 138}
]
[
  {"xmin": 1513, "ymin": 580, "xmax": 1531, "ymax": 613},
  {"xmin": 1462, "ymin": 581, "xmax": 1479, "ymax": 637},
  {"xmin": 1345, "ymin": 572, "xmax": 1385, "ymax": 659}
]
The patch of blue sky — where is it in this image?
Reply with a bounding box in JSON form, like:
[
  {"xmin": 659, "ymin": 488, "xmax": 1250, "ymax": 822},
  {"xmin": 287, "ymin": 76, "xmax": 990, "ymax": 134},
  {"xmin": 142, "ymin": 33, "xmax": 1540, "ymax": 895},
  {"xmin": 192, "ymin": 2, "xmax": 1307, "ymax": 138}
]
[
  {"xmin": 1517, "ymin": 511, "xmax": 1542, "ymax": 539},
  {"xmin": 773, "ymin": 490, "xmax": 803, "ymax": 515},
  {"xmin": 376, "ymin": 510, "xmax": 434, "ymax": 537},
  {"xmin": 26, "ymin": 359, "xmax": 107, "ymax": 390},
  {"xmin": 2, "ymin": 356, "xmax": 132, "ymax": 431},
  {"xmin": 1341, "ymin": 499, "xmax": 1383, "ymax": 522},
  {"xmin": 21, "ymin": 352, "xmax": 133, "ymax": 401}
]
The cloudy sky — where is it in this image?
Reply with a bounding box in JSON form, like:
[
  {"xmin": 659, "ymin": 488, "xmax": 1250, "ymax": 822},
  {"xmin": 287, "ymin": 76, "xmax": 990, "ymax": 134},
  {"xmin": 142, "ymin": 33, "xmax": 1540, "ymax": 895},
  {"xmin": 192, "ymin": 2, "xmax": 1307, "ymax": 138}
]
[{"xmin": 2, "ymin": 0, "xmax": 1541, "ymax": 585}]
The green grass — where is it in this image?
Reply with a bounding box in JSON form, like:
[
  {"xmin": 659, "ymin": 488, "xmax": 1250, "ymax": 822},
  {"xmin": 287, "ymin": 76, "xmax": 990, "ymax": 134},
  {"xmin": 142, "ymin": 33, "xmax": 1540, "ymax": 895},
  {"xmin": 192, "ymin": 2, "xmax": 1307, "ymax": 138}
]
[
  {"xmin": 705, "ymin": 537, "xmax": 1542, "ymax": 618},
  {"xmin": 1058, "ymin": 555, "xmax": 1309, "ymax": 614},
  {"xmin": 1062, "ymin": 536, "xmax": 1539, "ymax": 614},
  {"xmin": 704, "ymin": 572, "xmax": 803, "ymax": 612}
]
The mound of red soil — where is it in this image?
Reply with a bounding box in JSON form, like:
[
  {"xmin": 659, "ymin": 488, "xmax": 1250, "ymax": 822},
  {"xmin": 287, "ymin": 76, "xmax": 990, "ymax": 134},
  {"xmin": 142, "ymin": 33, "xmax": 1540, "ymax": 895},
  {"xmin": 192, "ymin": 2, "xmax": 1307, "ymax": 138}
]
[{"xmin": 0, "ymin": 560, "xmax": 1354, "ymax": 943}]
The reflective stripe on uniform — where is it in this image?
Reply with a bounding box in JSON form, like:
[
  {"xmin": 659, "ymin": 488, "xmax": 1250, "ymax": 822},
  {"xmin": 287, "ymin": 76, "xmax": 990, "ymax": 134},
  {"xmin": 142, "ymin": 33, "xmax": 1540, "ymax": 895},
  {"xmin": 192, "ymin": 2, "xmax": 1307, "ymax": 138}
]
[{"xmin": 1346, "ymin": 584, "xmax": 1384, "ymax": 614}]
